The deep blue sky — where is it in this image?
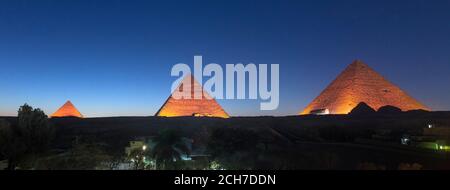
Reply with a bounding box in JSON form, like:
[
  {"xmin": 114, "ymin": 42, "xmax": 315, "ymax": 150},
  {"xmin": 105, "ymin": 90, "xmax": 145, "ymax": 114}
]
[{"xmin": 0, "ymin": 0, "xmax": 449, "ymax": 117}]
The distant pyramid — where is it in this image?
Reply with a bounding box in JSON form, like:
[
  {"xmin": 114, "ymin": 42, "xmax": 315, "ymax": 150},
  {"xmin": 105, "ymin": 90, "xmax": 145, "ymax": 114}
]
[
  {"xmin": 300, "ymin": 60, "xmax": 429, "ymax": 115},
  {"xmin": 156, "ymin": 75, "xmax": 229, "ymax": 118},
  {"xmin": 51, "ymin": 101, "xmax": 83, "ymax": 118}
]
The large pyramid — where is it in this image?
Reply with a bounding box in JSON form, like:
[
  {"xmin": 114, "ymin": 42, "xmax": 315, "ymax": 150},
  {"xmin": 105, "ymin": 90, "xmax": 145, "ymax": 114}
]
[
  {"xmin": 51, "ymin": 101, "xmax": 84, "ymax": 118},
  {"xmin": 156, "ymin": 75, "xmax": 229, "ymax": 118},
  {"xmin": 300, "ymin": 60, "xmax": 429, "ymax": 115}
]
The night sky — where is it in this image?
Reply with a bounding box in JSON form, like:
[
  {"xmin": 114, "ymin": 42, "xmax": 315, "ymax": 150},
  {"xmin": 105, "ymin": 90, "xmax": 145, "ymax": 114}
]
[{"xmin": 0, "ymin": 0, "xmax": 449, "ymax": 117}]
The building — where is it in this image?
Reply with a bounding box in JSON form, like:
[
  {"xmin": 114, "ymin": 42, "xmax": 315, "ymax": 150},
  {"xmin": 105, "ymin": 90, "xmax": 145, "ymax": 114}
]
[{"xmin": 402, "ymin": 125, "xmax": 450, "ymax": 151}]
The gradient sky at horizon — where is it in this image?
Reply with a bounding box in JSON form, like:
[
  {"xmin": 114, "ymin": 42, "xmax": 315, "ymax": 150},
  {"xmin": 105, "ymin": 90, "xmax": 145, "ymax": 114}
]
[{"xmin": 1, "ymin": 0, "xmax": 450, "ymax": 117}]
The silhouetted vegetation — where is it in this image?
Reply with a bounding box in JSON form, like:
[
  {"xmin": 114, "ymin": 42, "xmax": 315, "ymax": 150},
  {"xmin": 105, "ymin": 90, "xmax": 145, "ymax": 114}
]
[
  {"xmin": 0, "ymin": 104, "xmax": 54, "ymax": 170},
  {"xmin": 2, "ymin": 108, "xmax": 450, "ymax": 170},
  {"xmin": 0, "ymin": 119, "xmax": 12, "ymax": 161},
  {"xmin": 127, "ymin": 147, "xmax": 150, "ymax": 170},
  {"xmin": 152, "ymin": 129, "xmax": 190, "ymax": 170}
]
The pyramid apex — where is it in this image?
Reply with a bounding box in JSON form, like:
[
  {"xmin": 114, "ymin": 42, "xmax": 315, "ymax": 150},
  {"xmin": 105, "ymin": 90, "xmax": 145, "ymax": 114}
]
[
  {"xmin": 178, "ymin": 73, "xmax": 198, "ymax": 84},
  {"xmin": 184, "ymin": 73, "xmax": 194, "ymax": 78},
  {"xmin": 350, "ymin": 59, "xmax": 368, "ymax": 67},
  {"xmin": 63, "ymin": 100, "xmax": 76, "ymax": 107},
  {"xmin": 344, "ymin": 59, "xmax": 372, "ymax": 73},
  {"xmin": 183, "ymin": 73, "xmax": 198, "ymax": 80}
]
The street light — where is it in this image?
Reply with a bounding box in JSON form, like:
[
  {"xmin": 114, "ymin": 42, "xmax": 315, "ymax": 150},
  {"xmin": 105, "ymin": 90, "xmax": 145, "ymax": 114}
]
[{"xmin": 142, "ymin": 145, "xmax": 147, "ymax": 151}]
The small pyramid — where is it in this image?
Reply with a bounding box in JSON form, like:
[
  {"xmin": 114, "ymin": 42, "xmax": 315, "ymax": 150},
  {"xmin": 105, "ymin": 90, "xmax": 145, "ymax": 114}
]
[
  {"xmin": 300, "ymin": 60, "xmax": 429, "ymax": 115},
  {"xmin": 349, "ymin": 102, "xmax": 376, "ymax": 116},
  {"xmin": 156, "ymin": 75, "xmax": 229, "ymax": 118},
  {"xmin": 51, "ymin": 101, "xmax": 83, "ymax": 118}
]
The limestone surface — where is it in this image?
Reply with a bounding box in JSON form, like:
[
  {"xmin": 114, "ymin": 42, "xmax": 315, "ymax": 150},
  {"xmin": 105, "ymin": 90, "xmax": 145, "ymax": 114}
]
[
  {"xmin": 300, "ymin": 60, "xmax": 429, "ymax": 115},
  {"xmin": 51, "ymin": 101, "xmax": 84, "ymax": 118},
  {"xmin": 156, "ymin": 75, "xmax": 229, "ymax": 118}
]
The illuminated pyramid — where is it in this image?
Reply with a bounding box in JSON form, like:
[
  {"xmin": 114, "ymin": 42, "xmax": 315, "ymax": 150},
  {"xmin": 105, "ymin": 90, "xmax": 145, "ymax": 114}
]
[
  {"xmin": 156, "ymin": 75, "xmax": 229, "ymax": 118},
  {"xmin": 300, "ymin": 60, "xmax": 429, "ymax": 115},
  {"xmin": 51, "ymin": 101, "xmax": 83, "ymax": 118}
]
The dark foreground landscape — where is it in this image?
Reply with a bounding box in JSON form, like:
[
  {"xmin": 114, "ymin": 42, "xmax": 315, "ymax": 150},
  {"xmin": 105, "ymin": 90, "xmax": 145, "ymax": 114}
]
[{"xmin": 2, "ymin": 110, "xmax": 450, "ymax": 170}]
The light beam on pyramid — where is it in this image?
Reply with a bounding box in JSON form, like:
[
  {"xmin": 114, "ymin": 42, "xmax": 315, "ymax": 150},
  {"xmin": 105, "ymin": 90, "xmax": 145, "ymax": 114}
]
[
  {"xmin": 300, "ymin": 60, "xmax": 430, "ymax": 115},
  {"xmin": 51, "ymin": 101, "xmax": 84, "ymax": 118},
  {"xmin": 156, "ymin": 75, "xmax": 229, "ymax": 118}
]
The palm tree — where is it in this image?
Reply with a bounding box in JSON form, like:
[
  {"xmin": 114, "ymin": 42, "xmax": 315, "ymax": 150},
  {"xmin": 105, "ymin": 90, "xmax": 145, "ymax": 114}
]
[{"xmin": 151, "ymin": 129, "xmax": 190, "ymax": 170}]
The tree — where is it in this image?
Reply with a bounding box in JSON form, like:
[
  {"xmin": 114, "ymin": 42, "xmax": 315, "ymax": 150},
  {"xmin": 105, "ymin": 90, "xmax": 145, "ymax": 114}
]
[
  {"xmin": 127, "ymin": 147, "xmax": 152, "ymax": 170},
  {"xmin": 107, "ymin": 151, "xmax": 126, "ymax": 170},
  {"xmin": 0, "ymin": 104, "xmax": 54, "ymax": 169},
  {"xmin": 151, "ymin": 129, "xmax": 190, "ymax": 170},
  {"xmin": 1, "ymin": 118, "xmax": 27, "ymax": 170},
  {"xmin": 0, "ymin": 119, "xmax": 10, "ymax": 155},
  {"xmin": 18, "ymin": 104, "xmax": 54, "ymax": 155},
  {"xmin": 0, "ymin": 119, "xmax": 18, "ymax": 162}
]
